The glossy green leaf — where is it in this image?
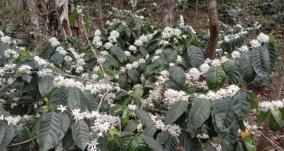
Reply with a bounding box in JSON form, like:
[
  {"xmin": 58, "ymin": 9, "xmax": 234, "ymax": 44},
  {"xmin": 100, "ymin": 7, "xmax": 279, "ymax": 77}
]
[
  {"xmin": 187, "ymin": 99, "xmax": 211, "ymax": 135},
  {"xmin": 141, "ymin": 134, "xmax": 164, "ymax": 151},
  {"xmin": 165, "ymin": 101, "xmax": 189, "ymax": 124},
  {"xmin": 37, "ymin": 112, "xmax": 69, "ymax": 151},
  {"xmin": 38, "ymin": 76, "xmax": 55, "ymax": 97},
  {"xmin": 71, "ymin": 120, "xmax": 90, "ymax": 150},
  {"xmin": 206, "ymin": 67, "xmax": 226, "ymax": 90},
  {"xmin": 187, "ymin": 46, "xmax": 205, "ymax": 67}
]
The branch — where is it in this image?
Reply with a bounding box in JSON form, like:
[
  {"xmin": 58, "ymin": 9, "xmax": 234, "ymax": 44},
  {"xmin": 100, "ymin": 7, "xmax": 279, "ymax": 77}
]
[
  {"xmin": 257, "ymin": 131, "xmax": 284, "ymax": 151},
  {"xmin": 97, "ymin": 89, "xmax": 114, "ymax": 111},
  {"xmin": 7, "ymin": 136, "xmax": 37, "ymax": 147}
]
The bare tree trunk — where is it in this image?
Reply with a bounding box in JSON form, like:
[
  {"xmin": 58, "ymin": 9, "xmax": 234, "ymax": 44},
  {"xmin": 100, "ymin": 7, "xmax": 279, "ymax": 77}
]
[
  {"xmin": 163, "ymin": 0, "xmax": 176, "ymax": 26},
  {"xmin": 26, "ymin": 0, "xmax": 40, "ymax": 27},
  {"xmin": 9, "ymin": 0, "xmax": 24, "ymax": 13},
  {"xmin": 116, "ymin": 0, "xmax": 124, "ymax": 9},
  {"xmin": 97, "ymin": 0, "xmax": 104, "ymax": 30},
  {"xmin": 207, "ymin": 0, "xmax": 219, "ymax": 59}
]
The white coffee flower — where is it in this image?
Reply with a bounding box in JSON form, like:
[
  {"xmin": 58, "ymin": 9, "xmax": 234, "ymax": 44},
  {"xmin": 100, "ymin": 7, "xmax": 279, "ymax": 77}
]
[
  {"xmin": 220, "ymin": 56, "xmax": 229, "ymax": 63},
  {"xmin": 4, "ymin": 49, "xmax": 19, "ymax": 59},
  {"xmin": 231, "ymin": 51, "xmax": 241, "ymax": 59},
  {"xmin": 238, "ymin": 45, "xmax": 249, "ymax": 53},
  {"xmin": 257, "ymin": 33, "xmax": 269, "ymax": 43},
  {"xmin": 187, "ymin": 68, "xmax": 201, "ymax": 81},
  {"xmin": 129, "ymin": 45, "xmax": 137, "ymax": 52},
  {"xmin": 64, "ymin": 56, "xmax": 73, "ymax": 62},
  {"xmin": 128, "ymin": 104, "xmax": 137, "ymax": 110},
  {"xmin": 124, "ymin": 51, "xmax": 131, "ymax": 56},
  {"xmin": 18, "ymin": 65, "xmax": 32, "ymax": 74},
  {"xmin": 57, "ymin": 105, "xmax": 67, "ymax": 113},
  {"xmin": 134, "ymin": 39, "xmax": 143, "ymax": 46},
  {"xmin": 176, "ymin": 55, "xmax": 183, "ymax": 63},
  {"xmin": 104, "ymin": 42, "xmax": 113, "ymax": 49},
  {"xmin": 48, "ymin": 37, "xmax": 60, "ymax": 47},
  {"xmin": 1, "ymin": 36, "xmax": 11, "ymax": 44},
  {"xmin": 211, "ymin": 59, "xmax": 221, "ymax": 67},
  {"xmin": 94, "ymin": 29, "xmax": 101, "ymax": 36},
  {"xmin": 199, "ymin": 63, "xmax": 210, "ymax": 74},
  {"xmin": 250, "ymin": 39, "xmax": 260, "ymax": 48},
  {"xmin": 108, "ymin": 30, "xmax": 120, "ymax": 43}
]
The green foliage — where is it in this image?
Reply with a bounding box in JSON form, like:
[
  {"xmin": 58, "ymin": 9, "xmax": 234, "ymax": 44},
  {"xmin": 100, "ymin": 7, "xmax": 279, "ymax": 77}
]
[{"xmin": 206, "ymin": 67, "xmax": 226, "ymax": 90}]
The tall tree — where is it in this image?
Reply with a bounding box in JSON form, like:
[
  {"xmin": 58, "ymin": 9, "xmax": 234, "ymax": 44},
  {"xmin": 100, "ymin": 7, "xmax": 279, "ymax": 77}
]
[
  {"xmin": 97, "ymin": 0, "xmax": 104, "ymax": 30},
  {"xmin": 163, "ymin": 0, "xmax": 176, "ymax": 26},
  {"xmin": 207, "ymin": 0, "xmax": 219, "ymax": 59}
]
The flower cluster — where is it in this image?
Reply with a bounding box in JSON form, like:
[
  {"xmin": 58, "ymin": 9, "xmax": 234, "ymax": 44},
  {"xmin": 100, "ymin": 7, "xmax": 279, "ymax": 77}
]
[
  {"xmin": 259, "ymin": 99, "xmax": 284, "ymax": 112},
  {"xmin": 134, "ymin": 33, "xmax": 154, "ymax": 46},
  {"xmin": 108, "ymin": 30, "xmax": 120, "ymax": 43},
  {"xmin": 164, "ymin": 89, "xmax": 189, "ymax": 106},
  {"xmin": 150, "ymin": 114, "xmax": 181, "ymax": 137},
  {"xmin": 92, "ymin": 29, "xmax": 102, "ymax": 48},
  {"xmin": 162, "ymin": 27, "xmax": 181, "ymax": 39},
  {"xmin": 48, "ymin": 37, "xmax": 60, "ymax": 47},
  {"xmin": 4, "ymin": 49, "xmax": 19, "ymax": 59},
  {"xmin": 0, "ymin": 115, "xmax": 32, "ymax": 125},
  {"xmin": 71, "ymin": 109, "xmax": 120, "ymax": 136},
  {"xmin": 196, "ymin": 85, "xmax": 240, "ymax": 100},
  {"xmin": 119, "ymin": 58, "xmax": 146, "ymax": 73},
  {"xmin": 54, "ymin": 76, "xmax": 113, "ymax": 94}
]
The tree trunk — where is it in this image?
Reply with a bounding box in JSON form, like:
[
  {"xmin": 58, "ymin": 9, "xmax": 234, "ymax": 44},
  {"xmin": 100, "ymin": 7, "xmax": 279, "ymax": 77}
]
[
  {"xmin": 116, "ymin": 0, "xmax": 124, "ymax": 9},
  {"xmin": 97, "ymin": 0, "xmax": 104, "ymax": 30},
  {"xmin": 207, "ymin": 0, "xmax": 219, "ymax": 59},
  {"xmin": 163, "ymin": 0, "xmax": 176, "ymax": 26}
]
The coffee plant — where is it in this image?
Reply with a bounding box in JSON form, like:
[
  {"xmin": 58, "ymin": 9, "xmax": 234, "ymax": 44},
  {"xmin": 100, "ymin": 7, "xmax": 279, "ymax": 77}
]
[{"xmin": 0, "ymin": 13, "xmax": 283, "ymax": 151}]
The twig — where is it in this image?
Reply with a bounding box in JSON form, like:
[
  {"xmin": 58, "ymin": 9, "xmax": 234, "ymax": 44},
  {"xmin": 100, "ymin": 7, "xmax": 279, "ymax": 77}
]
[
  {"xmin": 257, "ymin": 131, "xmax": 284, "ymax": 151},
  {"xmin": 7, "ymin": 136, "xmax": 37, "ymax": 147},
  {"xmin": 80, "ymin": 14, "xmax": 106, "ymax": 76},
  {"xmin": 97, "ymin": 89, "xmax": 114, "ymax": 111}
]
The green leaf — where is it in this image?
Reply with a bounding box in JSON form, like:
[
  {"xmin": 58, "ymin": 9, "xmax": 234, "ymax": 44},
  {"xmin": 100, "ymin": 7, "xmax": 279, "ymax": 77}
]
[
  {"xmin": 257, "ymin": 111, "xmax": 269, "ymax": 124},
  {"xmin": 236, "ymin": 141, "xmax": 247, "ymax": 151},
  {"xmin": 239, "ymin": 52, "xmax": 256, "ymax": 83},
  {"xmin": 233, "ymin": 90, "xmax": 251, "ymax": 119},
  {"xmin": 156, "ymin": 131, "xmax": 170, "ymax": 144},
  {"xmin": 141, "ymin": 134, "xmax": 164, "ymax": 151},
  {"xmin": 50, "ymin": 87, "xmax": 68, "ymax": 106},
  {"xmin": 133, "ymin": 109, "xmax": 155, "ymax": 128},
  {"xmin": 223, "ymin": 60, "xmax": 242, "ymax": 84},
  {"xmin": 110, "ymin": 46, "xmax": 128, "ymax": 63},
  {"xmin": 130, "ymin": 136, "xmax": 149, "ymax": 151},
  {"xmin": 266, "ymin": 43, "xmax": 277, "ymax": 71},
  {"xmin": 269, "ymin": 109, "xmax": 284, "ymax": 131},
  {"xmin": 37, "ymin": 112, "xmax": 69, "ymax": 151},
  {"xmin": 206, "ymin": 67, "xmax": 226, "ymax": 90},
  {"xmin": 212, "ymin": 99, "xmax": 239, "ymax": 144},
  {"xmin": 165, "ymin": 136, "xmax": 177, "ymax": 151},
  {"xmin": 251, "ymin": 48, "xmax": 270, "ymax": 77},
  {"xmin": 0, "ymin": 123, "xmax": 15, "ymax": 150},
  {"xmin": 9, "ymin": 126, "xmax": 31, "ymax": 151},
  {"xmin": 187, "ymin": 46, "xmax": 205, "ymax": 67},
  {"xmin": 67, "ymin": 87, "xmax": 88, "ymax": 110},
  {"xmin": 181, "ymin": 131, "xmax": 203, "ymax": 151},
  {"xmin": 38, "ymin": 76, "xmax": 55, "ymax": 97},
  {"xmin": 187, "ymin": 99, "xmax": 211, "ymax": 135},
  {"xmin": 127, "ymin": 69, "xmax": 140, "ymax": 83},
  {"xmin": 169, "ymin": 66, "xmax": 186, "ymax": 88},
  {"xmin": 165, "ymin": 101, "xmax": 189, "ymax": 124},
  {"xmin": 122, "ymin": 109, "xmax": 130, "ymax": 124},
  {"xmin": 71, "ymin": 120, "xmax": 90, "ymax": 150},
  {"xmin": 132, "ymin": 84, "xmax": 144, "ymax": 103},
  {"xmin": 124, "ymin": 120, "xmax": 138, "ymax": 132}
]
